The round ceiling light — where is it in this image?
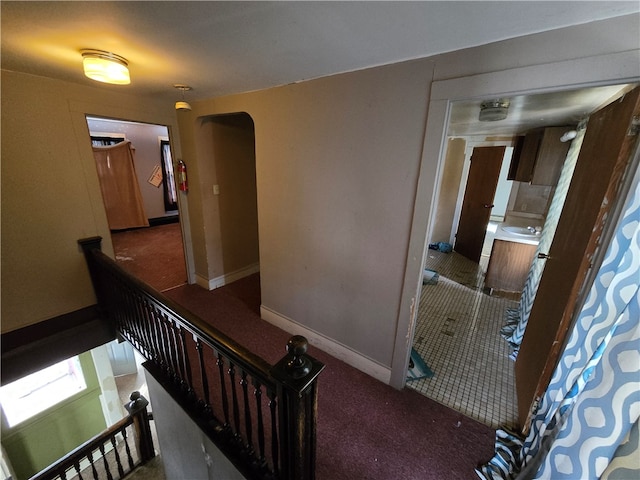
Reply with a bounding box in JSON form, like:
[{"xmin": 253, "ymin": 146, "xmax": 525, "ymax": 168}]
[{"xmin": 81, "ymin": 49, "xmax": 130, "ymax": 85}]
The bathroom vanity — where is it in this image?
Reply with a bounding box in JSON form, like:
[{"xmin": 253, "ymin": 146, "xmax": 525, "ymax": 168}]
[{"xmin": 485, "ymin": 224, "xmax": 540, "ymax": 294}]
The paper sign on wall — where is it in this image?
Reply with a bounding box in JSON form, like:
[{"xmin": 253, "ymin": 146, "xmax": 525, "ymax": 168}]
[{"xmin": 148, "ymin": 164, "xmax": 163, "ymax": 187}]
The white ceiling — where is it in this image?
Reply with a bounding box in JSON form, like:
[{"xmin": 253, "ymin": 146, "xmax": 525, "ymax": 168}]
[
  {"xmin": 2, "ymin": 1, "xmax": 638, "ymax": 135},
  {"xmin": 448, "ymin": 84, "xmax": 635, "ymax": 137}
]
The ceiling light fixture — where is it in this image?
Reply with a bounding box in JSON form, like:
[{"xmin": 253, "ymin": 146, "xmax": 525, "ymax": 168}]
[
  {"xmin": 81, "ymin": 49, "xmax": 130, "ymax": 85},
  {"xmin": 479, "ymin": 99, "xmax": 510, "ymax": 121},
  {"xmin": 174, "ymin": 84, "xmax": 192, "ymax": 111}
]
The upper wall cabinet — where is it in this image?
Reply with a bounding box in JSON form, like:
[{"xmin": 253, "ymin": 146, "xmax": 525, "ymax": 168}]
[{"xmin": 508, "ymin": 126, "xmax": 572, "ymax": 186}]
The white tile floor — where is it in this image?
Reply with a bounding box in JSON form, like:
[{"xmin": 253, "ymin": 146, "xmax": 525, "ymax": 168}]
[{"xmin": 407, "ymin": 226, "xmax": 520, "ymax": 430}]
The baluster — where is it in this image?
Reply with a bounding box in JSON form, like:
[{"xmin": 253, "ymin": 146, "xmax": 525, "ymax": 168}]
[
  {"xmin": 122, "ymin": 427, "xmax": 135, "ymax": 471},
  {"xmin": 178, "ymin": 326, "xmax": 194, "ymax": 396},
  {"xmin": 115, "ymin": 285, "xmax": 127, "ymax": 335},
  {"xmin": 159, "ymin": 311, "xmax": 173, "ymax": 377},
  {"xmin": 87, "ymin": 450, "xmax": 99, "ymax": 480},
  {"xmin": 254, "ymin": 379, "xmax": 266, "ymax": 466},
  {"xmin": 98, "ymin": 443, "xmax": 113, "ymax": 480},
  {"xmin": 110, "ymin": 435, "xmax": 125, "ymax": 478},
  {"xmin": 229, "ymin": 362, "xmax": 241, "ymax": 437},
  {"xmin": 131, "ymin": 291, "xmax": 148, "ymax": 357},
  {"xmin": 72, "ymin": 461, "xmax": 84, "ymax": 480},
  {"xmin": 142, "ymin": 297, "xmax": 157, "ymax": 361},
  {"xmin": 268, "ymin": 388, "xmax": 279, "ymax": 476},
  {"xmin": 168, "ymin": 318, "xmax": 185, "ymax": 387},
  {"xmin": 58, "ymin": 467, "xmax": 67, "ymax": 480},
  {"xmin": 120, "ymin": 289, "xmax": 140, "ymax": 343},
  {"xmin": 147, "ymin": 302, "xmax": 163, "ymax": 368},
  {"xmin": 195, "ymin": 337, "xmax": 211, "ymax": 413},
  {"xmin": 217, "ymin": 352, "xmax": 231, "ymax": 427},
  {"xmin": 241, "ymin": 370, "xmax": 254, "ymax": 454},
  {"xmin": 165, "ymin": 316, "xmax": 181, "ymax": 384},
  {"xmin": 132, "ymin": 295, "xmax": 148, "ymax": 356},
  {"xmin": 149, "ymin": 302, "xmax": 166, "ymax": 370},
  {"xmin": 127, "ymin": 289, "xmax": 144, "ymax": 352}
]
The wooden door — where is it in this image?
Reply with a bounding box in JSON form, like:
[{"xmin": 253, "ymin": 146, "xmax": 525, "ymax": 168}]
[
  {"xmin": 515, "ymin": 87, "xmax": 640, "ymax": 432},
  {"xmin": 455, "ymin": 146, "xmax": 505, "ymax": 263}
]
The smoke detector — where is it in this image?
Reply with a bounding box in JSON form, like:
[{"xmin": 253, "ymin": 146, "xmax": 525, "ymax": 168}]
[{"xmin": 479, "ymin": 99, "xmax": 510, "ymax": 121}]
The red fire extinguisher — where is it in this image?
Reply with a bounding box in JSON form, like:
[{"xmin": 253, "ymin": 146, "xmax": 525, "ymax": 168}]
[{"xmin": 177, "ymin": 159, "xmax": 188, "ymax": 192}]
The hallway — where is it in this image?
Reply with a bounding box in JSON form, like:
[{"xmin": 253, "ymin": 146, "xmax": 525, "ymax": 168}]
[{"xmin": 111, "ymin": 227, "xmax": 497, "ymax": 479}]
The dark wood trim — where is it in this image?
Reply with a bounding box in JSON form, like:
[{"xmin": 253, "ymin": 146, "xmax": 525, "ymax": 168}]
[
  {"xmin": 108, "ymin": 215, "xmax": 179, "ymax": 233},
  {"xmin": 148, "ymin": 215, "xmax": 179, "ymax": 227}
]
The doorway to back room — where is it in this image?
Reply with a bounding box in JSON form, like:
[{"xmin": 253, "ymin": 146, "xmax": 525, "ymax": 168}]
[{"xmin": 86, "ymin": 116, "xmax": 188, "ymax": 292}]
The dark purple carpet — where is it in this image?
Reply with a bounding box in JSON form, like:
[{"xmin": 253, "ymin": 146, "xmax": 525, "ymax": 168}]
[{"xmin": 165, "ymin": 276, "xmax": 496, "ymax": 480}]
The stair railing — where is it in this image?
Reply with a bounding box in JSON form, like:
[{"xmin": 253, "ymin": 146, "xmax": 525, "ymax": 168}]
[
  {"xmin": 78, "ymin": 237, "xmax": 324, "ymax": 480},
  {"xmin": 30, "ymin": 391, "xmax": 154, "ymax": 480}
]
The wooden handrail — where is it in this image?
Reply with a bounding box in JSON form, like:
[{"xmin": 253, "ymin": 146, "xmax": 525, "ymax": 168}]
[
  {"xmin": 78, "ymin": 237, "xmax": 324, "ymax": 480},
  {"xmin": 30, "ymin": 391, "xmax": 154, "ymax": 480}
]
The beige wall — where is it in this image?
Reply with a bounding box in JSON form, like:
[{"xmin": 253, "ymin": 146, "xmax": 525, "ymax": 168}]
[
  {"xmin": 1, "ymin": 71, "xmax": 182, "ymax": 332},
  {"xmin": 177, "ymin": 60, "xmax": 434, "ymax": 368}
]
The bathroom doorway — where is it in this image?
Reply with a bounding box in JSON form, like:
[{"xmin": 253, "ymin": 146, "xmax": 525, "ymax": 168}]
[{"xmin": 406, "ymin": 83, "xmax": 635, "ymax": 429}]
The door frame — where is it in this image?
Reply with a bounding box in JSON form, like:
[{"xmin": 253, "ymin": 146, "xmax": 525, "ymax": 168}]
[
  {"xmin": 389, "ymin": 50, "xmax": 640, "ymax": 389},
  {"xmin": 70, "ymin": 104, "xmax": 196, "ymax": 286}
]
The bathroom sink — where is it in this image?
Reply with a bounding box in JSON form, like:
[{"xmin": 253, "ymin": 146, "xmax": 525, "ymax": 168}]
[{"xmin": 501, "ymin": 225, "xmax": 539, "ymax": 237}]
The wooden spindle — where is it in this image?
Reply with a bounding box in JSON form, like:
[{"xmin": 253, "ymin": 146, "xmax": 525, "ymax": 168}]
[
  {"xmin": 195, "ymin": 337, "xmax": 211, "ymax": 412},
  {"xmin": 241, "ymin": 370, "xmax": 254, "ymax": 454},
  {"xmin": 268, "ymin": 388, "xmax": 279, "ymax": 476},
  {"xmin": 87, "ymin": 450, "xmax": 99, "ymax": 480},
  {"xmin": 229, "ymin": 362, "xmax": 241, "ymax": 436},
  {"xmin": 254, "ymin": 379, "xmax": 266, "ymax": 465},
  {"xmin": 218, "ymin": 352, "xmax": 231, "ymax": 427},
  {"xmin": 110, "ymin": 435, "xmax": 125, "ymax": 478},
  {"xmin": 123, "ymin": 427, "xmax": 135, "ymax": 471},
  {"xmin": 98, "ymin": 443, "xmax": 113, "ymax": 480}
]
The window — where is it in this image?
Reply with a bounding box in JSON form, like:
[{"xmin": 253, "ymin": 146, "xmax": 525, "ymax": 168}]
[
  {"xmin": 0, "ymin": 356, "xmax": 87, "ymax": 427},
  {"xmin": 90, "ymin": 135, "xmax": 125, "ymax": 147},
  {"xmin": 160, "ymin": 140, "xmax": 178, "ymax": 211}
]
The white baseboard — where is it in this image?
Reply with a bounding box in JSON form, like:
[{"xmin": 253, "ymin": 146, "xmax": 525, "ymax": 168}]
[
  {"xmin": 195, "ymin": 263, "xmax": 260, "ymax": 291},
  {"xmin": 260, "ymin": 306, "xmax": 392, "ymax": 385}
]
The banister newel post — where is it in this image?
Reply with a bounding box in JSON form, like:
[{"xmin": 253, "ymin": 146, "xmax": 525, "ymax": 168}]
[
  {"xmin": 124, "ymin": 391, "xmax": 155, "ymax": 464},
  {"xmin": 270, "ymin": 336, "xmax": 325, "ymax": 480}
]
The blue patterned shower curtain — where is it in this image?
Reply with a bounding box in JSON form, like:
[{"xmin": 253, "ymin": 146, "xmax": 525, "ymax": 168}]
[
  {"xmin": 477, "ymin": 170, "xmax": 640, "ymax": 479},
  {"xmin": 500, "ymin": 121, "xmax": 587, "ymax": 359}
]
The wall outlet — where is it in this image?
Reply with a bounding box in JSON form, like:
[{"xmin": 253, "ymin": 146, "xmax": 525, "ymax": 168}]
[{"xmin": 213, "ymin": 184, "xmax": 220, "ymax": 195}]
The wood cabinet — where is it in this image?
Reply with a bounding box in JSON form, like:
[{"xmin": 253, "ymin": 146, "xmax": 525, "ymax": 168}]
[
  {"xmin": 485, "ymin": 239, "xmax": 537, "ymax": 293},
  {"xmin": 508, "ymin": 126, "xmax": 572, "ymax": 186}
]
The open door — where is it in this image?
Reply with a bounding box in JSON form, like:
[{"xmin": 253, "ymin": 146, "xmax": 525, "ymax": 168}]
[
  {"xmin": 515, "ymin": 87, "xmax": 640, "ymax": 432},
  {"xmin": 455, "ymin": 146, "xmax": 505, "ymax": 263}
]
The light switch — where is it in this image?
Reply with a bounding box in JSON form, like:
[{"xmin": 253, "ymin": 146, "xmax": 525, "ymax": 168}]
[{"xmin": 213, "ymin": 184, "xmax": 220, "ymax": 195}]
